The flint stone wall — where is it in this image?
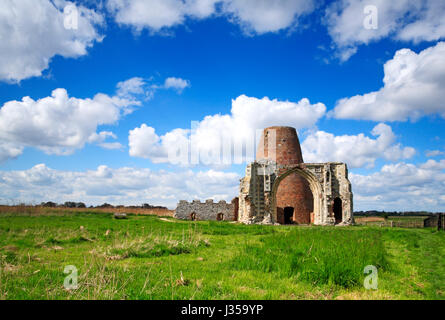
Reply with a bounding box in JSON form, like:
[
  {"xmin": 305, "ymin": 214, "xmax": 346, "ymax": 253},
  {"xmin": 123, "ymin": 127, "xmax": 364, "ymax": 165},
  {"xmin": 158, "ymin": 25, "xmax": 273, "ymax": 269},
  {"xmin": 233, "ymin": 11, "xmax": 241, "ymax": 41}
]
[{"xmin": 174, "ymin": 199, "xmax": 236, "ymax": 221}]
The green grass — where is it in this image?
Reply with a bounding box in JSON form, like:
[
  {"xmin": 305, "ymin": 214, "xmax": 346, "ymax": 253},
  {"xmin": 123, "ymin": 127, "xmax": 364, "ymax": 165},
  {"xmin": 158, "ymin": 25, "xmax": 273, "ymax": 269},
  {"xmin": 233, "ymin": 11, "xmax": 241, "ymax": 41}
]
[
  {"xmin": 0, "ymin": 211, "xmax": 443, "ymax": 300},
  {"xmin": 230, "ymin": 228, "xmax": 388, "ymax": 288}
]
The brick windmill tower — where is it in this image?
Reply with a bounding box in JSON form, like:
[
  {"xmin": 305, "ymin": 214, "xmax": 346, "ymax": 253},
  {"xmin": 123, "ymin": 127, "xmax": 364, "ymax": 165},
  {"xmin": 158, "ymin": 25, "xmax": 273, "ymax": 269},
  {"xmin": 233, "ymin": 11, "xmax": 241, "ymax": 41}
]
[
  {"xmin": 256, "ymin": 127, "xmax": 314, "ymax": 224},
  {"xmin": 238, "ymin": 126, "xmax": 353, "ymax": 226}
]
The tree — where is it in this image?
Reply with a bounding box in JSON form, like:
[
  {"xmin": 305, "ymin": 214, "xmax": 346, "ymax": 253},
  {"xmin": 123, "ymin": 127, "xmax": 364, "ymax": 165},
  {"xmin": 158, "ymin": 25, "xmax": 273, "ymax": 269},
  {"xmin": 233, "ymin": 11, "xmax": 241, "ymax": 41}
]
[
  {"xmin": 41, "ymin": 201, "xmax": 57, "ymax": 208},
  {"xmin": 64, "ymin": 202, "xmax": 77, "ymax": 208},
  {"xmin": 76, "ymin": 202, "xmax": 86, "ymax": 208}
]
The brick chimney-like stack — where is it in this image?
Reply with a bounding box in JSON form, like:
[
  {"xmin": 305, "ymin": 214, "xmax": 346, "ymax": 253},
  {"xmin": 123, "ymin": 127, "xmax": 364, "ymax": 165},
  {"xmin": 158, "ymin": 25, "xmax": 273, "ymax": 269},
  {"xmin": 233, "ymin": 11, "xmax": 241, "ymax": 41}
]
[{"xmin": 256, "ymin": 126, "xmax": 313, "ymax": 225}]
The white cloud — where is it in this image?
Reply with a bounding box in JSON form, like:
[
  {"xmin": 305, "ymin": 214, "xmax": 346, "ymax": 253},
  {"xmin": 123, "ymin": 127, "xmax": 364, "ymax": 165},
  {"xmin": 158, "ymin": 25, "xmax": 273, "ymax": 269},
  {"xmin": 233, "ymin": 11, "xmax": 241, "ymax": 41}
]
[
  {"xmin": 88, "ymin": 131, "xmax": 124, "ymax": 150},
  {"xmin": 426, "ymin": 150, "xmax": 444, "ymax": 158},
  {"xmin": 0, "ymin": 143, "xmax": 24, "ymax": 163},
  {"xmin": 117, "ymin": 77, "xmax": 148, "ymax": 98},
  {"xmin": 98, "ymin": 142, "xmax": 124, "ymax": 150},
  {"xmin": 106, "ymin": 0, "xmax": 216, "ymax": 32},
  {"xmin": 395, "ymin": 1, "xmax": 445, "ymax": 44},
  {"xmin": 325, "ymin": 0, "xmax": 445, "ymax": 61},
  {"xmin": 162, "ymin": 77, "xmax": 191, "ymax": 92},
  {"xmin": 0, "ymin": 0, "xmax": 104, "ymax": 82},
  {"xmin": 222, "ymin": 0, "xmax": 315, "ymax": 34},
  {"xmin": 106, "ymin": 0, "xmax": 315, "ymax": 34},
  {"xmin": 301, "ymin": 123, "xmax": 416, "ymax": 168},
  {"xmin": 0, "ymin": 80, "xmax": 142, "ymax": 161},
  {"xmin": 0, "ymin": 75, "xmax": 190, "ymax": 162},
  {"xmin": 350, "ymin": 159, "xmax": 445, "ymax": 212},
  {"xmin": 0, "ymin": 164, "xmax": 240, "ymax": 208},
  {"xmin": 420, "ymin": 159, "xmax": 445, "ymax": 171},
  {"xmin": 332, "ymin": 42, "xmax": 445, "ymax": 121},
  {"xmin": 128, "ymin": 95, "xmax": 326, "ymax": 165}
]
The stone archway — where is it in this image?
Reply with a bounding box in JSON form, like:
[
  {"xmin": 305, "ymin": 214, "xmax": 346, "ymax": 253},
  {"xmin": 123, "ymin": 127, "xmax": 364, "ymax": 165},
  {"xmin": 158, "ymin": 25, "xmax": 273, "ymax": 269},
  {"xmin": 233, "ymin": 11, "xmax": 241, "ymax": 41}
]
[{"xmin": 271, "ymin": 167, "xmax": 323, "ymax": 225}]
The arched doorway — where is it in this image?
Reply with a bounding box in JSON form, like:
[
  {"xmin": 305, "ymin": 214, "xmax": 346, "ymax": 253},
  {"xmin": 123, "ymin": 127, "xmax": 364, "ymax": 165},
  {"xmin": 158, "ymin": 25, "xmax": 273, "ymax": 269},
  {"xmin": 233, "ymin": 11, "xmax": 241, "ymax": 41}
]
[
  {"xmin": 272, "ymin": 168, "xmax": 323, "ymax": 225},
  {"xmin": 275, "ymin": 171, "xmax": 314, "ymax": 225},
  {"xmin": 216, "ymin": 213, "xmax": 224, "ymax": 221},
  {"xmin": 284, "ymin": 207, "xmax": 294, "ymax": 224},
  {"xmin": 190, "ymin": 212, "xmax": 197, "ymax": 221},
  {"xmin": 333, "ymin": 198, "xmax": 342, "ymax": 224}
]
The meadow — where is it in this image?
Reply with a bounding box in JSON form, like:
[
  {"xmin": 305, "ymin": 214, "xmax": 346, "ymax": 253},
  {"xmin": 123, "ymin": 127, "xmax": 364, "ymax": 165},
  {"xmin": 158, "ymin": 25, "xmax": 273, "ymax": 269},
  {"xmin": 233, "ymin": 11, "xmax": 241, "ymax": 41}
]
[{"xmin": 0, "ymin": 210, "xmax": 444, "ymax": 300}]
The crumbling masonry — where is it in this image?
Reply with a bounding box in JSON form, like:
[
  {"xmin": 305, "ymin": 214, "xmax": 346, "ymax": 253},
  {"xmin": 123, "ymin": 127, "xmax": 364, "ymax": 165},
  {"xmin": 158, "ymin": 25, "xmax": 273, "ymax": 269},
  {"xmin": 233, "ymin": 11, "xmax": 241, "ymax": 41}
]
[
  {"xmin": 175, "ymin": 199, "xmax": 238, "ymax": 221},
  {"xmin": 238, "ymin": 126, "xmax": 353, "ymax": 225},
  {"xmin": 175, "ymin": 126, "xmax": 353, "ymax": 226}
]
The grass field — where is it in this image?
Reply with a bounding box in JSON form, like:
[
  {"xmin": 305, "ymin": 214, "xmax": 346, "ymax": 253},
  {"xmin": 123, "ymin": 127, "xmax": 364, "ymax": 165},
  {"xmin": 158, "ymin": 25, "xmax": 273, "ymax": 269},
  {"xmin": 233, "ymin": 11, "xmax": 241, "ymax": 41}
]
[{"xmin": 0, "ymin": 211, "xmax": 444, "ymax": 300}]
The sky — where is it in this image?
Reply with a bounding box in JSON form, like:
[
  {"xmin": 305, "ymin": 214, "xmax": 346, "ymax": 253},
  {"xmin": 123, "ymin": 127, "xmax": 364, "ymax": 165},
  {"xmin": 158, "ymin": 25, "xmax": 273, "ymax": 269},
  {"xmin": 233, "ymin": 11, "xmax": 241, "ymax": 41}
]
[{"xmin": 0, "ymin": 0, "xmax": 444, "ymax": 211}]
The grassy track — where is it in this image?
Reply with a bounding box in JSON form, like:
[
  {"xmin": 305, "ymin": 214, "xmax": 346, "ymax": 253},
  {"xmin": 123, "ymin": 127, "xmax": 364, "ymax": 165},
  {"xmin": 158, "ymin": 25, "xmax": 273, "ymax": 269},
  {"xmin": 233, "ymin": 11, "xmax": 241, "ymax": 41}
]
[{"xmin": 0, "ymin": 212, "xmax": 443, "ymax": 300}]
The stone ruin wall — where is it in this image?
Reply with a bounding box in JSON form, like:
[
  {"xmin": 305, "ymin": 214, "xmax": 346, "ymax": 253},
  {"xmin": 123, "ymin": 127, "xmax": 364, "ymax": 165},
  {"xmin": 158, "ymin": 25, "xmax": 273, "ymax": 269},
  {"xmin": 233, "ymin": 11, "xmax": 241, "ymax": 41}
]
[
  {"xmin": 174, "ymin": 199, "xmax": 238, "ymax": 221},
  {"xmin": 238, "ymin": 161, "xmax": 353, "ymax": 226}
]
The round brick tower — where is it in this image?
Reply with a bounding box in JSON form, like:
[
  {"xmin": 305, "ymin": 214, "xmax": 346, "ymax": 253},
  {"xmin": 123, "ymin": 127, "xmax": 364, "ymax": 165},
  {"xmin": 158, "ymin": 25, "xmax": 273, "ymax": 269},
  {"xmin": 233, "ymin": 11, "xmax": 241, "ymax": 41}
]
[
  {"xmin": 256, "ymin": 126, "xmax": 313, "ymax": 225},
  {"xmin": 256, "ymin": 126, "xmax": 304, "ymax": 165}
]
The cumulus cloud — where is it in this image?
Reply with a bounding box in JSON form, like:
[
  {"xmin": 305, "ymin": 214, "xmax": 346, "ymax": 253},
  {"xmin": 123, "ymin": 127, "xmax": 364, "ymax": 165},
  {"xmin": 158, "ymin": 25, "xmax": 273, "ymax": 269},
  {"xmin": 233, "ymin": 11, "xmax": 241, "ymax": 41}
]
[
  {"xmin": 301, "ymin": 123, "xmax": 416, "ymax": 168},
  {"xmin": 0, "ymin": 143, "xmax": 24, "ymax": 163},
  {"xmin": 426, "ymin": 150, "xmax": 444, "ymax": 158},
  {"xmin": 117, "ymin": 76, "xmax": 191, "ymax": 100},
  {"xmin": 106, "ymin": 0, "xmax": 315, "ymax": 34},
  {"xmin": 331, "ymin": 42, "xmax": 445, "ymax": 121},
  {"xmin": 162, "ymin": 77, "xmax": 191, "ymax": 92},
  {"xmin": 128, "ymin": 95, "xmax": 326, "ymax": 165},
  {"xmin": 88, "ymin": 131, "xmax": 124, "ymax": 150},
  {"xmin": 350, "ymin": 159, "xmax": 445, "ymax": 212},
  {"xmin": 0, "ymin": 75, "xmax": 190, "ymax": 162},
  {"xmin": 117, "ymin": 77, "xmax": 149, "ymax": 98},
  {"xmin": 0, "ymin": 80, "xmax": 143, "ymax": 161},
  {"xmin": 0, "ymin": 0, "xmax": 104, "ymax": 82},
  {"xmin": 221, "ymin": 0, "xmax": 315, "ymax": 34},
  {"xmin": 0, "ymin": 164, "xmax": 240, "ymax": 208},
  {"xmin": 325, "ymin": 0, "xmax": 445, "ymax": 61}
]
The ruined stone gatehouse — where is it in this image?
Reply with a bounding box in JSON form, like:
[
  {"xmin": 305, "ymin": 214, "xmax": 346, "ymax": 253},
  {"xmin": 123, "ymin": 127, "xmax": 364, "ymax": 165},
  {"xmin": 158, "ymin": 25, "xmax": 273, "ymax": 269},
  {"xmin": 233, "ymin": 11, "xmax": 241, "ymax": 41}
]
[
  {"xmin": 175, "ymin": 126, "xmax": 353, "ymax": 226},
  {"xmin": 238, "ymin": 126, "xmax": 353, "ymax": 226},
  {"xmin": 174, "ymin": 199, "xmax": 238, "ymax": 221}
]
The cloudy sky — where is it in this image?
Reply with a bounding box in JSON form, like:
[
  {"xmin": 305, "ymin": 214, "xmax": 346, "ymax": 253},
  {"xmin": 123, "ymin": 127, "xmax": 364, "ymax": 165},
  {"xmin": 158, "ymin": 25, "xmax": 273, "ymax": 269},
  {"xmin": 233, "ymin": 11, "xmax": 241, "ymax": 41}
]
[{"xmin": 0, "ymin": 0, "xmax": 444, "ymax": 211}]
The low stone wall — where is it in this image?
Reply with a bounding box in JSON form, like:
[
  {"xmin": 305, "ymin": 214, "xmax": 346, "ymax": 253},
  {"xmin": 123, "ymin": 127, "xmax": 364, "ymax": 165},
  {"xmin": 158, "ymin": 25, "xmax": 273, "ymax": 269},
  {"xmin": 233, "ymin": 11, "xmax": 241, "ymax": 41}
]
[{"xmin": 174, "ymin": 199, "xmax": 237, "ymax": 221}]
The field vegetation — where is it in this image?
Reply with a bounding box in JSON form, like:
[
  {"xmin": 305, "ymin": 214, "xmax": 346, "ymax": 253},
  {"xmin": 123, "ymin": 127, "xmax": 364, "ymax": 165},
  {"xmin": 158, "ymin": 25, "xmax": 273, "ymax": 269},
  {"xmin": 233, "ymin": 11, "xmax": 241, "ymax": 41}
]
[{"xmin": 0, "ymin": 208, "xmax": 443, "ymax": 300}]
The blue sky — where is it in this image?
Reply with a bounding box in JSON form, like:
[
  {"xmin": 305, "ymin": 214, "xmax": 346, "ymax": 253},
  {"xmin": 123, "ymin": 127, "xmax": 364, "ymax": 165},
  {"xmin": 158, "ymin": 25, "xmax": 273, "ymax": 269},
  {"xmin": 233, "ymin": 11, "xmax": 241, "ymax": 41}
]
[{"xmin": 0, "ymin": 0, "xmax": 444, "ymax": 211}]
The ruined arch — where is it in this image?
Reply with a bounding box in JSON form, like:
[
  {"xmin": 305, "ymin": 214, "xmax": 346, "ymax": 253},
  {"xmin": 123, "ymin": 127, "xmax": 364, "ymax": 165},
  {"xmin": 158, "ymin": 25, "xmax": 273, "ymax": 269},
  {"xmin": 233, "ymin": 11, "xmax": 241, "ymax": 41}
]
[{"xmin": 271, "ymin": 167, "xmax": 323, "ymax": 225}]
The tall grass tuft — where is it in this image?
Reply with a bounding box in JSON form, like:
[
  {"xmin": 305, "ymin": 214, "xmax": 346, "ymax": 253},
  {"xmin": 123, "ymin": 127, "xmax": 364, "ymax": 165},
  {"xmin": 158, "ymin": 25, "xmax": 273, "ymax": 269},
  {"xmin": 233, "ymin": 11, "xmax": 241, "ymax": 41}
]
[
  {"xmin": 230, "ymin": 227, "xmax": 388, "ymax": 288},
  {"xmin": 102, "ymin": 226, "xmax": 210, "ymax": 260}
]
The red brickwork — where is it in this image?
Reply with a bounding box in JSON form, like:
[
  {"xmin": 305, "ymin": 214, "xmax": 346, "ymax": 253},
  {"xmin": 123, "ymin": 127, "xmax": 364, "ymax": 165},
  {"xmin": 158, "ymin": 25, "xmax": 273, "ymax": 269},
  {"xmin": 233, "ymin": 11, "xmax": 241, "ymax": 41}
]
[
  {"xmin": 257, "ymin": 126, "xmax": 313, "ymax": 224},
  {"xmin": 276, "ymin": 173, "xmax": 313, "ymax": 224},
  {"xmin": 256, "ymin": 126, "xmax": 304, "ymax": 165}
]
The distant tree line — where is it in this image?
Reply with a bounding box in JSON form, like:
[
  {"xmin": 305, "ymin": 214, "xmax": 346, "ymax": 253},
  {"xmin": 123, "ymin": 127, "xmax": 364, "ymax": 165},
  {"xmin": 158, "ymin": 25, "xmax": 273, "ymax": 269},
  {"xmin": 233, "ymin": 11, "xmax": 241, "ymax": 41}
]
[
  {"xmin": 354, "ymin": 210, "xmax": 438, "ymax": 217},
  {"xmin": 40, "ymin": 202, "xmax": 167, "ymax": 210}
]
